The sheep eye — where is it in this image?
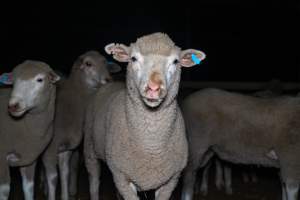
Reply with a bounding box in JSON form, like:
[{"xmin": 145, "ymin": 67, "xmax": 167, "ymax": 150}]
[
  {"xmin": 85, "ymin": 61, "xmax": 92, "ymax": 67},
  {"xmin": 131, "ymin": 56, "xmax": 137, "ymax": 62},
  {"xmin": 173, "ymin": 59, "xmax": 179, "ymax": 65},
  {"xmin": 37, "ymin": 78, "xmax": 43, "ymax": 83}
]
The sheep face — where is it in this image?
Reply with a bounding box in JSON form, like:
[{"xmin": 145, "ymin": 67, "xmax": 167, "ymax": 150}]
[
  {"xmin": 105, "ymin": 33, "xmax": 206, "ymax": 108},
  {"xmin": 75, "ymin": 51, "xmax": 121, "ymax": 88},
  {"xmin": 8, "ymin": 61, "xmax": 60, "ymax": 117}
]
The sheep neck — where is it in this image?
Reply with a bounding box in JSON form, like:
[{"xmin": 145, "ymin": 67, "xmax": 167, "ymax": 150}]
[
  {"xmin": 69, "ymin": 71, "xmax": 98, "ymax": 95},
  {"xmin": 125, "ymin": 72, "xmax": 179, "ymax": 154}
]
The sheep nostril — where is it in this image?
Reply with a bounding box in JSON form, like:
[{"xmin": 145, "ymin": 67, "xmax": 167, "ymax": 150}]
[
  {"xmin": 8, "ymin": 103, "xmax": 19, "ymax": 112},
  {"xmin": 147, "ymin": 81, "xmax": 161, "ymax": 92}
]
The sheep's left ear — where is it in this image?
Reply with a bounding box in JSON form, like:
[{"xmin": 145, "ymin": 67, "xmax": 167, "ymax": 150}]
[
  {"xmin": 180, "ymin": 49, "xmax": 206, "ymax": 67},
  {"xmin": 48, "ymin": 71, "xmax": 61, "ymax": 83}
]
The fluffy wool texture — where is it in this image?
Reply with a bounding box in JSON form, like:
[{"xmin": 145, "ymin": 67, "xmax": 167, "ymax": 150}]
[
  {"xmin": 0, "ymin": 61, "xmax": 57, "ymax": 198},
  {"xmin": 181, "ymin": 88, "xmax": 300, "ymax": 200},
  {"xmin": 84, "ymin": 33, "xmax": 188, "ymax": 200},
  {"xmin": 132, "ymin": 33, "xmax": 177, "ymax": 56}
]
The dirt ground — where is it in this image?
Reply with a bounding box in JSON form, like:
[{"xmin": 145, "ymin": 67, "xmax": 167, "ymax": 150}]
[{"xmin": 8, "ymin": 159, "xmax": 282, "ymax": 200}]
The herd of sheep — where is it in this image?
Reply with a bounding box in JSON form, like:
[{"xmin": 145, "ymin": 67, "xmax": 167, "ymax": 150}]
[{"xmin": 0, "ymin": 32, "xmax": 299, "ymax": 200}]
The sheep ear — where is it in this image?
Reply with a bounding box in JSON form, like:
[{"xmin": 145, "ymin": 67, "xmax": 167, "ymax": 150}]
[
  {"xmin": 105, "ymin": 43, "xmax": 130, "ymax": 62},
  {"xmin": 0, "ymin": 72, "xmax": 13, "ymax": 85},
  {"xmin": 180, "ymin": 49, "xmax": 206, "ymax": 67},
  {"xmin": 48, "ymin": 71, "xmax": 61, "ymax": 83},
  {"xmin": 107, "ymin": 61, "xmax": 122, "ymax": 73}
]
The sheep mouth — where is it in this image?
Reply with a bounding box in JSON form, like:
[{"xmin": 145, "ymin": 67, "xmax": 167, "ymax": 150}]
[
  {"xmin": 142, "ymin": 96, "xmax": 164, "ymax": 108},
  {"xmin": 9, "ymin": 108, "xmax": 27, "ymax": 117}
]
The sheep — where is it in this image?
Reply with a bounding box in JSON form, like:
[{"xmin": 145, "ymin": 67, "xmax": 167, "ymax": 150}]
[
  {"xmin": 194, "ymin": 88, "xmax": 283, "ymax": 197},
  {"xmin": 181, "ymin": 88, "xmax": 300, "ymax": 200},
  {"xmin": 198, "ymin": 89, "xmax": 282, "ymax": 197},
  {"xmin": 41, "ymin": 50, "xmax": 121, "ymax": 200},
  {"xmin": 0, "ymin": 60, "xmax": 60, "ymax": 200},
  {"xmin": 83, "ymin": 32, "xmax": 206, "ymax": 200}
]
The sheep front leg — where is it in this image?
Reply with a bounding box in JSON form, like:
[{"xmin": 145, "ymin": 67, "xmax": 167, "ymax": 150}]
[
  {"xmin": 42, "ymin": 155, "xmax": 58, "ymax": 200},
  {"xmin": 0, "ymin": 162, "xmax": 10, "ymax": 200},
  {"xmin": 224, "ymin": 165, "xmax": 232, "ymax": 195},
  {"xmin": 285, "ymin": 180, "xmax": 299, "ymax": 200},
  {"xmin": 58, "ymin": 150, "xmax": 72, "ymax": 200},
  {"xmin": 282, "ymin": 181, "xmax": 287, "ymax": 200},
  {"xmin": 199, "ymin": 160, "xmax": 212, "ymax": 195},
  {"xmin": 85, "ymin": 156, "xmax": 101, "ymax": 200},
  {"xmin": 215, "ymin": 159, "xmax": 224, "ymax": 190},
  {"xmin": 112, "ymin": 172, "xmax": 139, "ymax": 200},
  {"xmin": 155, "ymin": 174, "xmax": 180, "ymax": 200},
  {"xmin": 69, "ymin": 150, "xmax": 80, "ymax": 200},
  {"xmin": 20, "ymin": 161, "xmax": 37, "ymax": 200},
  {"xmin": 182, "ymin": 150, "xmax": 213, "ymax": 200},
  {"xmin": 181, "ymin": 166, "xmax": 197, "ymax": 200}
]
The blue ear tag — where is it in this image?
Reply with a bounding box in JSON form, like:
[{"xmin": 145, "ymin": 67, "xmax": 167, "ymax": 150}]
[
  {"xmin": 107, "ymin": 61, "xmax": 114, "ymax": 65},
  {"xmin": 191, "ymin": 53, "xmax": 201, "ymax": 65},
  {"xmin": 0, "ymin": 72, "xmax": 13, "ymax": 85}
]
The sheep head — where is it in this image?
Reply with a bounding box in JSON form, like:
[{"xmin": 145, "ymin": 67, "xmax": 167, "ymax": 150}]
[
  {"xmin": 105, "ymin": 32, "xmax": 206, "ymax": 108},
  {"xmin": 73, "ymin": 51, "xmax": 121, "ymax": 88},
  {"xmin": 8, "ymin": 60, "xmax": 60, "ymax": 117}
]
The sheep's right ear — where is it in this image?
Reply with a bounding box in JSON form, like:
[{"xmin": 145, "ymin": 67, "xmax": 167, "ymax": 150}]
[
  {"xmin": 107, "ymin": 61, "xmax": 122, "ymax": 73},
  {"xmin": 49, "ymin": 71, "xmax": 61, "ymax": 83},
  {"xmin": 105, "ymin": 43, "xmax": 130, "ymax": 62}
]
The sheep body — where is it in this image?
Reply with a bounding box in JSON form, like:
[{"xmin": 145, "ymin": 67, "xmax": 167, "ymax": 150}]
[
  {"xmin": 181, "ymin": 88, "xmax": 300, "ymax": 200},
  {"xmin": 42, "ymin": 51, "xmax": 120, "ymax": 200},
  {"xmin": 85, "ymin": 33, "xmax": 206, "ymax": 200},
  {"xmin": 0, "ymin": 60, "xmax": 59, "ymax": 200}
]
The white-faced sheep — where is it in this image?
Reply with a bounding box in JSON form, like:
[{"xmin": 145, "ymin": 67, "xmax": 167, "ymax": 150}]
[
  {"xmin": 0, "ymin": 60, "xmax": 60, "ymax": 200},
  {"xmin": 181, "ymin": 88, "xmax": 300, "ymax": 200},
  {"xmin": 41, "ymin": 50, "xmax": 121, "ymax": 200},
  {"xmin": 83, "ymin": 32, "xmax": 206, "ymax": 200}
]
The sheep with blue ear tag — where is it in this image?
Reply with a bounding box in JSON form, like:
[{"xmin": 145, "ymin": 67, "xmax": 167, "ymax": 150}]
[{"xmin": 83, "ymin": 32, "xmax": 206, "ymax": 200}]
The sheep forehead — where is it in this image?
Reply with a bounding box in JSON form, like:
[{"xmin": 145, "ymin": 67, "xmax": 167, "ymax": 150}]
[
  {"xmin": 132, "ymin": 32, "xmax": 179, "ymax": 56},
  {"xmin": 13, "ymin": 60, "xmax": 50, "ymax": 80},
  {"xmin": 82, "ymin": 52, "xmax": 107, "ymax": 67},
  {"xmin": 83, "ymin": 50, "xmax": 105, "ymax": 61}
]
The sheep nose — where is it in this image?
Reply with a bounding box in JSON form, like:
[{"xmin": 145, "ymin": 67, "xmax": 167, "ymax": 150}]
[
  {"xmin": 8, "ymin": 103, "xmax": 19, "ymax": 112},
  {"xmin": 147, "ymin": 81, "xmax": 160, "ymax": 92}
]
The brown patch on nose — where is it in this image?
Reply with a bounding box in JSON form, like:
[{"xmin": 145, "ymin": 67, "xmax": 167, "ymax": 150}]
[{"xmin": 150, "ymin": 71, "xmax": 163, "ymax": 86}]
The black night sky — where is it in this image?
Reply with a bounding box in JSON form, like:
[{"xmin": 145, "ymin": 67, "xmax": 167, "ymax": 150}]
[{"xmin": 0, "ymin": 1, "xmax": 299, "ymax": 82}]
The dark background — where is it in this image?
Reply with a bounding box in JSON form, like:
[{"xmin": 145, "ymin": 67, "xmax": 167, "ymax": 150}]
[{"xmin": 0, "ymin": 1, "xmax": 299, "ymax": 82}]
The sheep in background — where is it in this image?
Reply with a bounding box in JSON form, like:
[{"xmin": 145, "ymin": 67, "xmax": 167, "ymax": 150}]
[
  {"xmin": 0, "ymin": 60, "xmax": 60, "ymax": 200},
  {"xmin": 84, "ymin": 32, "xmax": 206, "ymax": 200},
  {"xmin": 181, "ymin": 88, "xmax": 300, "ymax": 200},
  {"xmin": 42, "ymin": 51, "xmax": 121, "ymax": 200},
  {"xmin": 198, "ymin": 88, "xmax": 283, "ymax": 197}
]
